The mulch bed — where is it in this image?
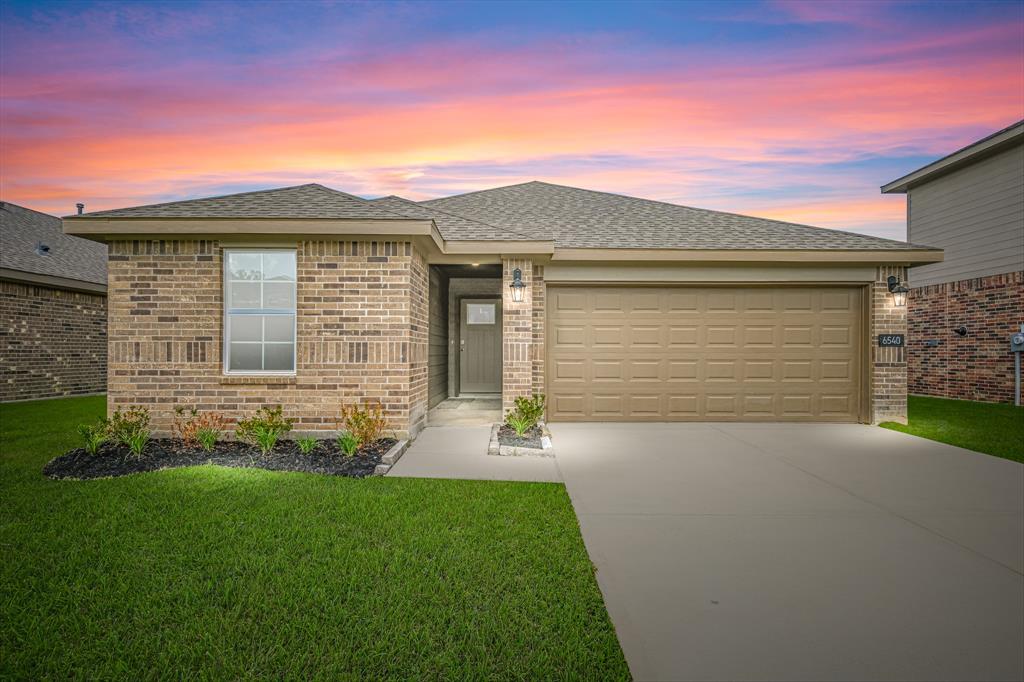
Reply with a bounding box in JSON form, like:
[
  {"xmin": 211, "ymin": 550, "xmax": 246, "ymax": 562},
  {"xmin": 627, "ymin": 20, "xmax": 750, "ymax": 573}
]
[
  {"xmin": 497, "ymin": 424, "xmax": 544, "ymax": 449},
  {"xmin": 43, "ymin": 438, "xmax": 397, "ymax": 481}
]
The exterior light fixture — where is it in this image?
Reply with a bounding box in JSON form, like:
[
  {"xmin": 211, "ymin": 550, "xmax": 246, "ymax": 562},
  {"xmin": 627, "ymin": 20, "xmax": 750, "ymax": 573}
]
[
  {"xmin": 509, "ymin": 268, "xmax": 526, "ymax": 303},
  {"xmin": 887, "ymin": 275, "xmax": 909, "ymax": 307}
]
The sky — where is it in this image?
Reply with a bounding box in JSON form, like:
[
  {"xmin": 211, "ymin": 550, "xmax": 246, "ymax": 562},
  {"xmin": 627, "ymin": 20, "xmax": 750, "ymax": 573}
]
[{"xmin": 1, "ymin": 0, "xmax": 1022, "ymax": 240}]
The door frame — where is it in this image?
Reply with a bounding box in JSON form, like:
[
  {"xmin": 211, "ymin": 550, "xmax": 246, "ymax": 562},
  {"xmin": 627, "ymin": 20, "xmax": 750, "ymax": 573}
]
[{"xmin": 458, "ymin": 296, "xmax": 502, "ymax": 395}]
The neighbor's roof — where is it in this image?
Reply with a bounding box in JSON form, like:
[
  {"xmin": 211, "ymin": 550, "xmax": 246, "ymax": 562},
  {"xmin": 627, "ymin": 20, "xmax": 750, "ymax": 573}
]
[
  {"xmin": 424, "ymin": 181, "xmax": 929, "ymax": 250},
  {"xmin": 881, "ymin": 120, "xmax": 1024, "ymax": 194},
  {"xmin": 1, "ymin": 201, "xmax": 107, "ymax": 286},
  {"xmin": 368, "ymin": 195, "xmax": 536, "ymax": 241},
  {"xmin": 73, "ymin": 183, "xmax": 413, "ymax": 220}
]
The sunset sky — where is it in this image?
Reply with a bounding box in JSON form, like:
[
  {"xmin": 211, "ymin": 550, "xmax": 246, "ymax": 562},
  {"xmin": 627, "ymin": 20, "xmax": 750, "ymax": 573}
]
[{"xmin": 1, "ymin": 0, "xmax": 1022, "ymax": 239}]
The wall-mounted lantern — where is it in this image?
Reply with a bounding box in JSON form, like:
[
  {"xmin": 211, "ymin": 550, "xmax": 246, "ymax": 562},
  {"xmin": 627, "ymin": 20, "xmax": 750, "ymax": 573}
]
[
  {"xmin": 509, "ymin": 268, "xmax": 526, "ymax": 303},
  {"xmin": 887, "ymin": 275, "xmax": 909, "ymax": 307}
]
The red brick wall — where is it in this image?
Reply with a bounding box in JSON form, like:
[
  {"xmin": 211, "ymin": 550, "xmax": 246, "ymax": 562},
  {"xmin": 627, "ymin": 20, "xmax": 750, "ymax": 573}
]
[
  {"xmin": 107, "ymin": 239, "xmax": 427, "ymax": 437},
  {"xmin": 0, "ymin": 280, "xmax": 107, "ymax": 402},
  {"xmin": 908, "ymin": 271, "xmax": 1023, "ymax": 404}
]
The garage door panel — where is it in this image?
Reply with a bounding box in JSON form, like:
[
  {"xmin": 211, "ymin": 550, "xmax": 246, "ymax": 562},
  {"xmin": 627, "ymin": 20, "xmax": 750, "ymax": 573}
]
[{"xmin": 547, "ymin": 286, "xmax": 862, "ymax": 422}]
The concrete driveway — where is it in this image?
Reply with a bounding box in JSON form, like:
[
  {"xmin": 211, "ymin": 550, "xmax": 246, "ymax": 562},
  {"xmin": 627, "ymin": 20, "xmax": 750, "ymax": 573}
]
[{"xmin": 552, "ymin": 422, "xmax": 1024, "ymax": 682}]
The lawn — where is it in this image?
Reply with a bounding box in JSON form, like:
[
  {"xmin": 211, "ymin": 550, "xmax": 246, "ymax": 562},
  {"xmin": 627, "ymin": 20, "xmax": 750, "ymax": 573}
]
[
  {"xmin": 881, "ymin": 395, "xmax": 1024, "ymax": 463},
  {"xmin": 0, "ymin": 396, "xmax": 629, "ymax": 680}
]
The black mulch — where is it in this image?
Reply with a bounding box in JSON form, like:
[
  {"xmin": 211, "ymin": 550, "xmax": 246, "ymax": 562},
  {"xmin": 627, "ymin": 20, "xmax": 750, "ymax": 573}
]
[
  {"xmin": 497, "ymin": 424, "xmax": 544, "ymax": 449},
  {"xmin": 43, "ymin": 438, "xmax": 397, "ymax": 481}
]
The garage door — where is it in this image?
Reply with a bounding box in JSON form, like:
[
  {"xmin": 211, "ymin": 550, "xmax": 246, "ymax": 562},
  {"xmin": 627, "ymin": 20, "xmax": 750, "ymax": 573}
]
[{"xmin": 546, "ymin": 286, "xmax": 863, "ymax": 422}]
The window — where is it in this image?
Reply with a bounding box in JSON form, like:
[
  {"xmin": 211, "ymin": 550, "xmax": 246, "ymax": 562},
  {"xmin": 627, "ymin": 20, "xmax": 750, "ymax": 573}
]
[
  {"xmin": 224, "ymin": 250, "xmax": 296, "ymax": 373},
  {"xmin": 466, "ymin": 303, "xmax": 496, "ymax": 325}
]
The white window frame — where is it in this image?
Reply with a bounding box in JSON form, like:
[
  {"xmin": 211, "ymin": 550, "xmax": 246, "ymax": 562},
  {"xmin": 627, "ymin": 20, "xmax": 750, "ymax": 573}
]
[{"xmin": 223, "ymin": 248, "xmax": 297, "ymax": 375}]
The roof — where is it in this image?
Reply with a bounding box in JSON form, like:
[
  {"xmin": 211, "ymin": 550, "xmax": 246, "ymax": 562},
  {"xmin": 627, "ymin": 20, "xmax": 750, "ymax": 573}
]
[
  {"xmin": 72, "ymin": 183, "xmax": 413, "ymax": 220},
  {"xmin": 882, "ymin": 120, "xmax": 1024, "ymax": 194},
  {"xmin": 423, "ymin": 181, "xmax": 929, "ymax": 250},
  {"xmin": 368, "ymin": 195, "xmax": 536, "ymax": 241},
  {"xmin": 1, "ymin": 201, "xmax": 107, "ymax": 287}
]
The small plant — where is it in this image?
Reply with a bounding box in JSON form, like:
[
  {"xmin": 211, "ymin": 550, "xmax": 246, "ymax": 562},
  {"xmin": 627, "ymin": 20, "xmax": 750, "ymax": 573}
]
[
  {"xmin": 124, "ymin": 428, "xmax": 150, "ymax": 457},
  {"xmin": 174, "ymin": 405, "xmax": 226, "ymax": 448},
  {"xmin": 107, "ymin": 403, "xmax": 150, "ymax": 446},
  {"xmin": 504, "ymin": 393, "xmax": 546, "ymax": 436},
  {"xmin": 236, "ymin": 405, "xmax": 294, "ymax": 455},
  {"xmin": 296, "ymin": 436, "xmax": 319, "ymax": 455},
  {"xmin": 77, "ymin": 422, "xmax": 107, "ymax": 455},
  {"xmin": 337, "ymin": 430, "xmax": 360, "ymax": 457},
  {"xmin": 195, "ymin": 427, "xmax": 220, "ymax": 452},
  {"xmin": 338, "ymin": 401, "xmax": 389, "ymax": 448},
  {"xmin": 505, "ymin": 412, "xmax": 534, "ymax": 437}
]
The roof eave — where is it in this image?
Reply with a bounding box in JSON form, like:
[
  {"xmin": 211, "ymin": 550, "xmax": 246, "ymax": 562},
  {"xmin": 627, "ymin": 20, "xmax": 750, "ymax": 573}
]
[
  {"xmin": 551, "ymin": 248, "xmax": 944, "ymax": 265},
  {"xmin": 881, "ymin": 122, "xmax": 1024, "ymax": 194}
]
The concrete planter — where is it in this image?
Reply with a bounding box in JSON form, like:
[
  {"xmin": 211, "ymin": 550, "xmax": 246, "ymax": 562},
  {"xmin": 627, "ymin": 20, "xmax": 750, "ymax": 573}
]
[{"xmin": 487, "ymin": 423, "xmax": 555, "ymax": 458}]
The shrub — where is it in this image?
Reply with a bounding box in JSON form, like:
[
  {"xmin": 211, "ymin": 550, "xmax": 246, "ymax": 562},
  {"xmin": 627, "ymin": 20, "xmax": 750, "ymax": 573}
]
[
  {"xmin": 337, "ymin": 431, "xmax": 360, "ymax": 457},
  {"xmin": 77, "ymin": 422, "xmax": 106, "ymax": 455},
  {"xmin": 505, "ymin": 412, "xmax": 534, "ymax": 437},
  {"xmin": 296, "ymin": 436, "xmax": 319, "ymax": 455},
  {"xmin": 339, "ymin": 401, "xmax": 389, "ymax": 447},
  {"xmin": 174, "ymin": 406, "xmax": 226, "ymax": 448},
  {"xmin": 106, "ymin": 407, "xmax": 151, "ymax": 449},
  {"xmin": 236, "ymin": 405, "xmax": 293, "ymax": 455},
  {"xmin": 504, "ymin": 394, "xmax": 546, "ymax": 435},
  {"xmin": 195, "ymin": 427, "xmax": 220, "ymax": 452},
  {"xmin": 124, "ymin": 429, "xmax": 150, "ymax": 457}
]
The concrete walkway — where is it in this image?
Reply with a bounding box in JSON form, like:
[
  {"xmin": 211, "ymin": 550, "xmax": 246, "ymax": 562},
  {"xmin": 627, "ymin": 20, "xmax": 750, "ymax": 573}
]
[
  {"xmin": 388, "ymin": 425, "xmax": 560, "ymax": 482},
  {"xmin": 552, "ymin": 422, "xmax": 1024, "ymax": 682}
]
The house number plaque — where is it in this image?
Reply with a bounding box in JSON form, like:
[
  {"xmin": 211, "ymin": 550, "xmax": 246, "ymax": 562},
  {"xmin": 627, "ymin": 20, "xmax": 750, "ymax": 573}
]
[{"xmin": 877, "ymin": 334, "xmax": 905, "ymax": 347}]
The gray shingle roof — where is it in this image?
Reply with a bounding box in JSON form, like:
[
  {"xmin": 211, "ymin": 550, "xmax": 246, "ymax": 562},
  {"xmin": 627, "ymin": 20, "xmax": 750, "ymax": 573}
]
[
  {"xmin": 423, "ymin": 181, "xmax": 931, "ymax": 250},
  {"xmin": 1, "ymin": 202, "xmax": 107, "ymax": 285},
  {"xmin": 368, "ymin": 195, "xmax": 537, "ymax": 241},
  {"xmin": 74, "ymin": 183, "xmax": 412, "ymax": 220}
]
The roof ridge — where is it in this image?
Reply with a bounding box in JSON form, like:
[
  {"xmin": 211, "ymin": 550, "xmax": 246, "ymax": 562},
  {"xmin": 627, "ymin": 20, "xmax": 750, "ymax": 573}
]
[
  {"xmin": 71, "ymin": 183, "xmax": 326, "ymax": 218},
  {"xmin": 1, "ymin": 201, "xmax": 59, "ymax": 220},
  {"xmin": 385, "ymin": 194, "xmax": 540, "ymax": 241},
  {"xmin": 306, "ymin": 184, "xmax": 419, "ymax": 220},
  {"xmin": 522, "ymin": 180, "xmax": 927, "ymax": 249},
  {"xmin": 421, "ymin": 180, "xmax": 542, "ymax": 206}
]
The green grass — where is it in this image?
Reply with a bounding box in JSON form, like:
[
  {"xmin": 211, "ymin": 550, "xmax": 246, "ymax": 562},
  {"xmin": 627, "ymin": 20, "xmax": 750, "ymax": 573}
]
[
  {"xmin": 881, "ymin": 395, "xmax": 1024, "ymax": 463},
  {"xmin": 1, "ymin": 396, "xmax": 629, "ymax": 680}
]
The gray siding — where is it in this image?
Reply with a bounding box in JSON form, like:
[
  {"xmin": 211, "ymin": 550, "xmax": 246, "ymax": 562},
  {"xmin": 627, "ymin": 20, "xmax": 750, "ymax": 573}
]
[
  {"xmin": 428, "ymin": 267, "xmax": 448, "ymax": 409},
  {"xmin": 907, "ymin": 143, "xmax": 1024, "ymax": 287}
]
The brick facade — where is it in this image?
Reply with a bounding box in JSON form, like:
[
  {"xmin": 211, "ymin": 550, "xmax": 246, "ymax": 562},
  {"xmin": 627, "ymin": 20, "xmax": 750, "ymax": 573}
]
[
  {"xmin": 501, "ymin": 258, "xmax": 536, "ymax": 412},
  {"xmin": 107, "ymin": 239, "xmax": 428, "ymax": 438},
  {"xmin": 871, "ymin": 266, "xmax": 909, "ymax": 424},
  {"xmin": 908, "ymin": 271, "xmax": 1023, "ymax": 404},
  {"xmin": 531, "ymin": 264, "xmax": 546, "ymax": 395},
  {"xmin": 0, "ymin": 280, "xmax": 107, "ymax": 402}
]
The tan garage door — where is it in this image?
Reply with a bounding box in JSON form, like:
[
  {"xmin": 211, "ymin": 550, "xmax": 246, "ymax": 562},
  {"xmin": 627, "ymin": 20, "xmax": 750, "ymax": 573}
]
[{"xmin": 547, "ymin": 286, "xmax": 864, "ymax": 422}]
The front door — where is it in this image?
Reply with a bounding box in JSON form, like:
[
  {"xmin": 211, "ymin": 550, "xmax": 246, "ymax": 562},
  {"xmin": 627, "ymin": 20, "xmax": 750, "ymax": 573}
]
[{"xmin": 460, "ymin": 298, "xmax": 502, "ymax": 393}]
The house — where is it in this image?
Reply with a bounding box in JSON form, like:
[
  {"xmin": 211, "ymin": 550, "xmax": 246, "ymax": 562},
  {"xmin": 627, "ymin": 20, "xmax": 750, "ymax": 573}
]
[
  {"xmin": 63, "ymin": 181, "xmax": 942, "ymax": 437},
  {"xmin": 882, "ymin": 121, "xmax": 1024, "ymax": 404},
  {"xmin": 1, "ymin": 202, "xmax": 108, "ymax": 402}
]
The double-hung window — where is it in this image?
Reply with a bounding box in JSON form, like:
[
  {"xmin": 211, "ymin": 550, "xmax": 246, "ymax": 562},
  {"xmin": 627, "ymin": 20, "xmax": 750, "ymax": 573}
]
[{"xmin": 224, "ymin": 249, "xmax": 296, "ymax": 374}]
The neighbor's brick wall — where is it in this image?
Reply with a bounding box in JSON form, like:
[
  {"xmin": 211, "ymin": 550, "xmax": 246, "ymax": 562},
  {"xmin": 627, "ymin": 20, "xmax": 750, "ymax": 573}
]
[
  {"xmin": 871, "ymin": 266, "xmax": 909, "ymax": 424},
  {"xmin": 0, "ymin": 280, "xmax": 106, "ymax": 402},
  {"xmin": 908, "ymin": 271, "xmax": 1023, "ymax": 404},
  {"xmin": 107, "ymin": 239, "xmax": 427, "ymax": 438},
  {"xmin": 502, "ymin": 258, "xmax": 535, "ymax": 412}
]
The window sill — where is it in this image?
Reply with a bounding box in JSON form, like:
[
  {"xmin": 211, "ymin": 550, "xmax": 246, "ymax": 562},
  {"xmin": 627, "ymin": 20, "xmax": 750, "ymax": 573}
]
[{"xmin": 220, "ymin": 375, "xmax": 297, "ymax": 385}]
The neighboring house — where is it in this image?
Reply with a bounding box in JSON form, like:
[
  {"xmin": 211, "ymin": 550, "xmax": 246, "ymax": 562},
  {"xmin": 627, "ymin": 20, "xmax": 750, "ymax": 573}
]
[
  {"xmin": 63, "ymin": 182, "xmax": 942, "ymax": 437},
  {"xmin": 1, "ymin": 202, "xmax": 108, "ymax": 402},
  {"xmin": 882, "ymin": 121, "xmax": 1024, "ymax": 404}
]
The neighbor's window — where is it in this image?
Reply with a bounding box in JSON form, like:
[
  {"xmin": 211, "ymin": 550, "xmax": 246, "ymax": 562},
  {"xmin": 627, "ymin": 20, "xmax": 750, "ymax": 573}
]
[{"xmin": 224, "ymin": 249, "xmax": 296, "ymax": 373}]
